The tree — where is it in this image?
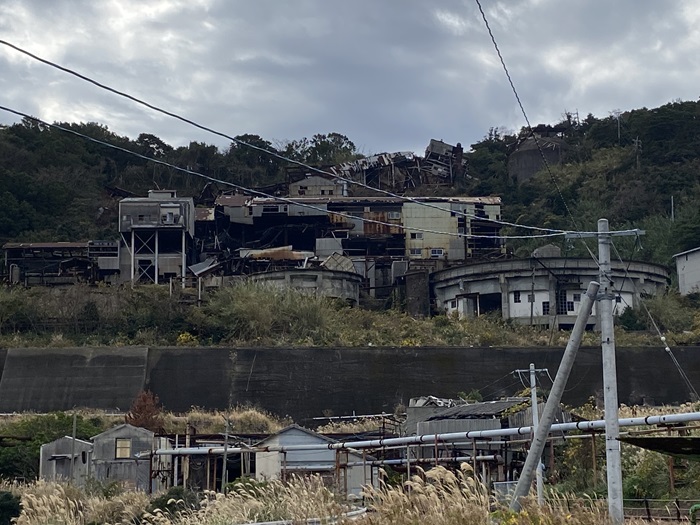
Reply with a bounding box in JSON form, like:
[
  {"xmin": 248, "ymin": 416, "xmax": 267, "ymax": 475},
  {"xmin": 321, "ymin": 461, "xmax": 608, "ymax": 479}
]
[
  {"xmin": 283, "ymin": 132, "xmax": 361, "ymax": 165},
  {"xmin": 0, "ymin": 413, "xmax": 103, "ymax": 480},
  {"xmin": 225, "ymin": 134, "xmax": 282, "ymax": 186},
  {"xmin": 125, "ymin": 390, "xmax": 164, "ymax": 432}
]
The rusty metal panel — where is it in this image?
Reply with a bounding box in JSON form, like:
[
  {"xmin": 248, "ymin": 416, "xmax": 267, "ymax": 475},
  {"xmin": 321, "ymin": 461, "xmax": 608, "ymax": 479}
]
[{"xmin": 363, "ymin": 212, "xmax": 402, "ymax": 235}]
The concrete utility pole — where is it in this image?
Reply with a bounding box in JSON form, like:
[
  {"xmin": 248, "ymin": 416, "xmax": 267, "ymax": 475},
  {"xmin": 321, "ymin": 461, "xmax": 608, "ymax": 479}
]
[
  {"xmin": 564, "ymin": 219, "xmax": 644, "ymax": 525},
  {"xmin": 510, "ymin": 281, "xmax": 599, "ymax": 511},
  {"xmin": 222, "ymin": 414, "xmax": 230, "ymax": 492},
  {"xmin": 512, "ymin": 364, "xmax": 548, "ymax": 505}
]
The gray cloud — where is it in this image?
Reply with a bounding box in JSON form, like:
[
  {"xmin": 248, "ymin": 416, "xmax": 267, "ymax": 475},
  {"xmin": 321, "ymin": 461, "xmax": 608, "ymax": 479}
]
[{"xmin": 1, "ymin": 0, "xmax": 699, "ymax": 156}]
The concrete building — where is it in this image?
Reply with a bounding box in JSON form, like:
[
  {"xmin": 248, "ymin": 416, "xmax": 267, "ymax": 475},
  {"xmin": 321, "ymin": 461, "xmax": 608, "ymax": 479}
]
[
  {"xmin": 91, "ymin": 424, "xmax": 156, "ymax": 492},
  {"xmin": 403, "ymin": 197, "xmax": 502, "ymax": 262},
  {"xmin": 119, "ymin": 190, "xmax": 195, "ymax": 284},
  {"xmin": 289, "ymin": 174, "xmax": 345, "ymax": 197},
  {"xmin": 248, "ymin": 268, "xmax": 363, "ymax": 305},
  {"xmin": 39, "ymin": 436, "xmax": 93, "ymax": 487},
  {"xmin": 255, "ymin": 425, "xmax": 377, "ymax": 499},
  {"xmin": 432, "ymin": 254, "xmax": 668, "ymax": 329},
  {"xmin": 674, "ymin": 247, "xmax": 700, "ymax": 295}
]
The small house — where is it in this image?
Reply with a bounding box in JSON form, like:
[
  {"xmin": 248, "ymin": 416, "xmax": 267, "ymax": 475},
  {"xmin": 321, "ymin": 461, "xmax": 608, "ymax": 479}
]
[
  {"xmin": 39, "ymin": 436, "xmax": 92, "ymax": 487},
  {"xmin": 255, "ymin": 424, "xmax": 377, "ymax": 499}
]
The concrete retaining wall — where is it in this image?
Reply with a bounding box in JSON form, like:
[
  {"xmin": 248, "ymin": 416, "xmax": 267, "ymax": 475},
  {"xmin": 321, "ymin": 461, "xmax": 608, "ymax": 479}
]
[{"xmin": 0, "ymin": 346, "xmax": 697, "ymax": 421}]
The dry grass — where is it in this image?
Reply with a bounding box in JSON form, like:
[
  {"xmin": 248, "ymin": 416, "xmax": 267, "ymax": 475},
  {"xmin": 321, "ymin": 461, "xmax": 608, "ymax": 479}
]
[
  {"xmin": 315, "ymin": 417, "xmax": 391, "ymax": 434},
  {"xmin": 163, "ymin": 406, "xmax": 286, "ymax": 435},
  {"xmin": 10, "ymin": 469, "xmax": 668, "ymax": 525},
  {"xmin": 142, "ymin": 476, "xmax": 345, "ymax": 525},
  {"xmin": 14, "ymin": 480, "xmax": 149, "ymax": 525}
]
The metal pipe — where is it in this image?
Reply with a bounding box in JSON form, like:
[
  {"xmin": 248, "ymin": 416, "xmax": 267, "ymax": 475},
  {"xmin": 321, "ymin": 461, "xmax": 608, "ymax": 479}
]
[
  {"xmin": 153, "ymin": 411, "xmax": 700, "ymax": 455},
  {"xmin": 344, "ymin": 455, "xmax": 501, "ymax": 468}
]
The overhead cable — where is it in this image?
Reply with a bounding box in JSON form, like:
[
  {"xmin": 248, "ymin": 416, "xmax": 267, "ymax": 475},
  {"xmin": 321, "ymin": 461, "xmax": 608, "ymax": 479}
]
[
  {"xmin": 610, "ymin": 240, "xmax": 699, "ymax": 400},
  {"xmin": 0, "ymin": 106, "xmax": 570, "ymax": 240},
  {"xmin": 472, "ymin": 1, "xmax": 600, "ymax": 264},
  {"xmin": 0, "ymin": 38, "xmax": 566, "ymax": 235}
]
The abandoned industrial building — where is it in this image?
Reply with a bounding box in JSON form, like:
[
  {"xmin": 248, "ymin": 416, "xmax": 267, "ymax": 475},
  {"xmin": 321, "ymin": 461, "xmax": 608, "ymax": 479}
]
[
  {"xmin": 1, "ymin": 131, "xmax": 670, "ymax": 323},
  {"xmin": 1, "ymin": 182, "xmax": 669, "ymax": 325}
]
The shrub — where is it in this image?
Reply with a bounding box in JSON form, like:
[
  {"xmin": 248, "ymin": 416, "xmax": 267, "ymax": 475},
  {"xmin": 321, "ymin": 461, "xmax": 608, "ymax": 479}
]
[{"xmin": 0, "ymin": 491, "xmax": 20, "ymax": 525}]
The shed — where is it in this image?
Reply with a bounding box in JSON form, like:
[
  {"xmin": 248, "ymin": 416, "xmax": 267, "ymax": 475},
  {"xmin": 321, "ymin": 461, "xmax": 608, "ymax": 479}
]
[
  {"xmin": 415, "ymin": 398, "xmax": 574, "ymax": 483},
  {"xmin": 39, "ymin": 436, "xmax": 92, "ymax": 487},
  {"xmin": 255, "ymin": 424, "xmax": 377, "ymax": 499},
  {"xmin": 91, "ymin": 424, "xmax": 154, "ymax": 491}
]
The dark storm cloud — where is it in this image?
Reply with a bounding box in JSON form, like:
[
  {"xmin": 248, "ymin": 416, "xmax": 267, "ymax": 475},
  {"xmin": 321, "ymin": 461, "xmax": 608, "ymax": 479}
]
[{"xmin": 1, "ymin": 0, "xmax": 699, "ymax": 156}]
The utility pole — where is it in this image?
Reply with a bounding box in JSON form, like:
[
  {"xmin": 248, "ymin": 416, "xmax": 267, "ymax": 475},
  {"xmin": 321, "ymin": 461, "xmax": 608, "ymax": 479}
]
[
  {"xmin": 513, "ymin": 364, "xmax": 548, "ymax": 505},
  {"xmin": 511, "ymin": 281, "xmax": 599, "ymax": 512},
  {"xmin": 222, "ymin": 414, "xmax": 230, "ymax": 493},
  {"xmin": 564, "ymin": 219, "xmax": 644, "ymax": 525}
]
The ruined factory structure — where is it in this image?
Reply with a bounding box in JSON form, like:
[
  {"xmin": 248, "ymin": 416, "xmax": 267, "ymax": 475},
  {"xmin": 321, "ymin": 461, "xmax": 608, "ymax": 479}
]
[{"xmin": 1, "ymin": 137, "xmax": 669, "ymax": 321}]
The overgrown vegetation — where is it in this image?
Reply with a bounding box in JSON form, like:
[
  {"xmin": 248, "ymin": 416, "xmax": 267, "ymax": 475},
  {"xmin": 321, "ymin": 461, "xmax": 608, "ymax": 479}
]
[
  {"xmin": 1, "ymin": 281, "xmax": 695, "ymax": 348},
  {"xmin": 7, "ymin": 466, "xmax": 673, "ymax": 525}
]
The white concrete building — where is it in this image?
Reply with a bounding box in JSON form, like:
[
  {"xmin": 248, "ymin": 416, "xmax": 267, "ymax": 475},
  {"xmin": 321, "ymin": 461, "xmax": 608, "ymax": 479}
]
[
  {"xmin": 674, "ymin": 247, "xmax": 700, "ymax": 295},
  {"xmin": 255, "ymin": 425, "xmax": 377, "ymax": 499},
  {"xmin": 432, "ymin": 256, "xmax": 668, "ymax": 330}
]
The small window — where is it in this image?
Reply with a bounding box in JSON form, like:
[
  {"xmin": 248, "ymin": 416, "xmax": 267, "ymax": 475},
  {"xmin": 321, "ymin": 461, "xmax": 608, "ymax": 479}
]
[
  {"xmin": 450, "ymin": 300, "xmax": 457, "ymax": 309},
  {"xmin": 320, "ymin": 190, "xmax": 326, "ymax": 195},
  {"xmin": 573, "ymin": 293, "xmax": 581, "ymax": 302},
  {"xmin": 513, "ymin": 291, "xmax": 521, "ymax": 303},
  {"xmin": 115, "ymin": 438, "xmax": 132, "ymax": 459},
  {"xmin": 527, "ymin": 294, "xmax": 535, "ymax": 303},
  {"xmin": 388, "ymin": 211, "xmax": 401, "ymax": 220},
  {"xmin": 567, "ymin": 301, "xmax": 574, "ymax": 311},
  {"xmin": 409, "ymin": 248, "xmax": 422, "ymax": 256},
  {"xmin": 430, "ymin": 248, "xmax": 444, "ymax": 258},
  {"xmin": 410, "ymin": 232, "xmax": 423, "ymax": 240},
  {"xmin": 542, "ymin": 301, "xmax": 550, "ymax": 315},
  {"xmin": 328, "ymin": 190, "xmax": 334, "ymax": 195},
  {"xmin": 615, "ymin": 296, "xmax": 622, "ymax": 303}
]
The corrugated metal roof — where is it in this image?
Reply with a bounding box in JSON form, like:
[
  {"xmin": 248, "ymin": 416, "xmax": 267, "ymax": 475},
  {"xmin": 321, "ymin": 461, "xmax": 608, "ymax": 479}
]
[{"xmin": 426, "ymin": 399, "xmax": 527, "ymax": 420}]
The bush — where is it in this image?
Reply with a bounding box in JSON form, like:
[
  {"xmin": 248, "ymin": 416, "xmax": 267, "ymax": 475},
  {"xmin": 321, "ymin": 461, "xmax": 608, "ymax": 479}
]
[
  {"xmin": 0, "ymin": 491, "xmax": 20, "ymax": 525},
  {"xmin": 147, "ymin": 485, "xmax": 200, "ymax": 516}
]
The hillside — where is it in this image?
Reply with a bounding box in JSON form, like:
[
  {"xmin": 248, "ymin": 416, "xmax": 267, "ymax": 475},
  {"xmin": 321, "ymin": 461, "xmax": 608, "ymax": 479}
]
[{"xmin": 2, "ymin": 100, "xmax": 698, "ymax": 268}]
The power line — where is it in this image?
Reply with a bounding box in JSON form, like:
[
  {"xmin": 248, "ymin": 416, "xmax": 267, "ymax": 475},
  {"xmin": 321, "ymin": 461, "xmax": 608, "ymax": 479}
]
[
  {"xmin": 0, "ymin": 106, "xmax": 568, "ymax": 241},
  {"xmin": 610, "ymin": 240, "xmax": 699, "ymax": 400},
  {"xmin": 0, "ymin": 38, "xmax": 567, "ymax": 236},
  {"xmin": 472, "ymin": 1, "xmax": 600, "ymax": 265}
]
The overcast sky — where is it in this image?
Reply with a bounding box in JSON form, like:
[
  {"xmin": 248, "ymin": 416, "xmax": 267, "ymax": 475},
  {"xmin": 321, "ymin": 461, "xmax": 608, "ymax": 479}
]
[{"xmin": 1, "ymin": 1, "xmax": 698, "ymax": 156}]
